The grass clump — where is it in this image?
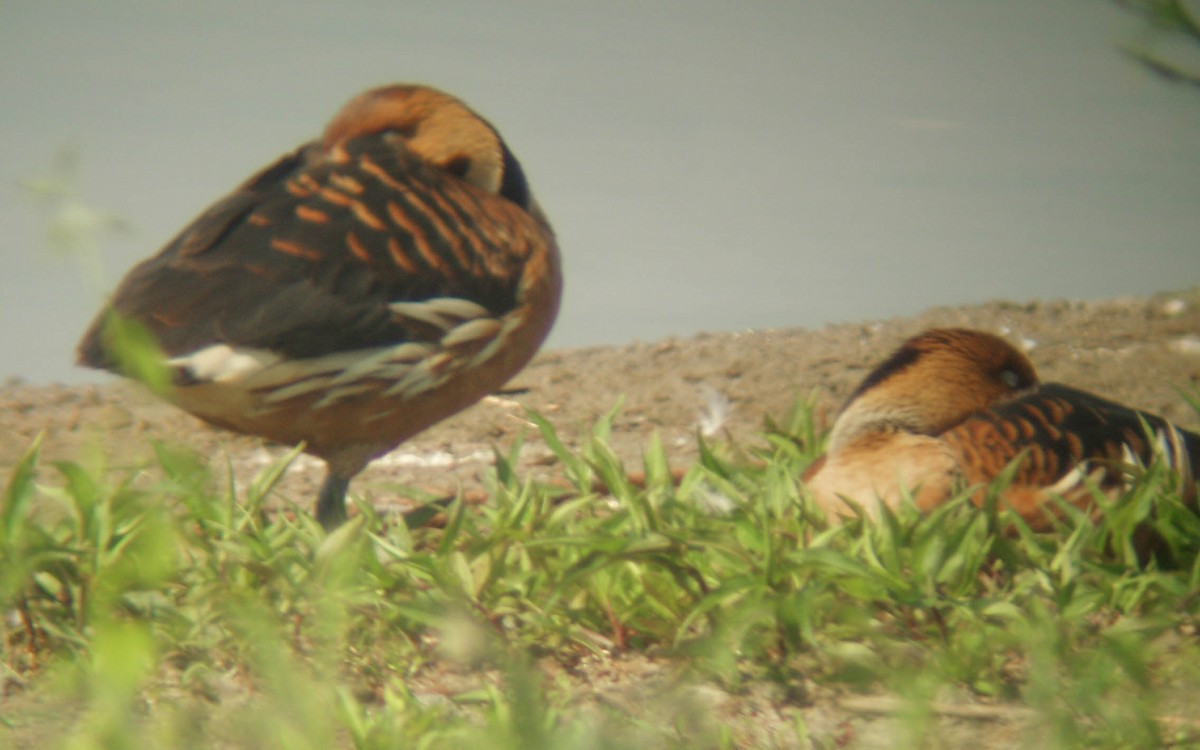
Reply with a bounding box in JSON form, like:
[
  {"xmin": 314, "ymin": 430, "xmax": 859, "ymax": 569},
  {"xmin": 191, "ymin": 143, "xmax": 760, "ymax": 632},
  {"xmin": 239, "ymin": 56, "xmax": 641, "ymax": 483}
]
[{"xmin": 1, "ymin": 396, "xmax": 1199, "ymax": 749}]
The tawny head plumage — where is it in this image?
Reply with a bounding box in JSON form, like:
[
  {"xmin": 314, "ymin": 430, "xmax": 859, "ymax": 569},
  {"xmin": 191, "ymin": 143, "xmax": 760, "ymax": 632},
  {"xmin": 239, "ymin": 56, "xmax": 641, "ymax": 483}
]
[
  {"xmin": 77, "ymin": 82, "xmax": 561, "ymax": 528},
  {"xmin": 827, "ymin": 328, "xmax": 1038, "ymax": 452},
  {"xmin": 323, "ymin": 85, "xmax": 516, "ymax": 200}
]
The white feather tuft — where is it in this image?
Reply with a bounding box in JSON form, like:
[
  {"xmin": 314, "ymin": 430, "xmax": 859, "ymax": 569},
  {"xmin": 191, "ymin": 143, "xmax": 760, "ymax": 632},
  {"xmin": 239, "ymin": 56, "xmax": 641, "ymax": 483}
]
[{"xmin": 170, "ymin": 345, "xmax": 280, "ymax": 383}]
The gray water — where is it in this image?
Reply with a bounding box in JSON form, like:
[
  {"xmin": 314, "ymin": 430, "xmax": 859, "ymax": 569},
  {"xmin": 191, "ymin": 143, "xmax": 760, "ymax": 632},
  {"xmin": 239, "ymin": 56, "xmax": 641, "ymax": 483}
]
[{"xmin": 3, "ymin": 1, "xmax": 1198, "ymax": 385}]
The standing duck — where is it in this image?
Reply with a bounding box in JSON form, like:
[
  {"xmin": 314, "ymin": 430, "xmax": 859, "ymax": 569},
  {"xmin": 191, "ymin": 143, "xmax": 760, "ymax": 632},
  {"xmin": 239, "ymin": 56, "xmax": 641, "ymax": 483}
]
[{"xmin": 77, "ymin": 84, "xmax": 562, "ymax": 529}]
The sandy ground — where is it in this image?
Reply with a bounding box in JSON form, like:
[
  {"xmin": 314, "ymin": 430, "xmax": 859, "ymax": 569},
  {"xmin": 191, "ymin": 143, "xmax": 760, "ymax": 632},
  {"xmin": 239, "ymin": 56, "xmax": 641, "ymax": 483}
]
[
  {"xmin": 3, "ymin": 288, "xmax": 1198, "ymax": 516},
  {"xmin": 2, "ymin": 289, "xmax": 1199, "ymax": 747}
]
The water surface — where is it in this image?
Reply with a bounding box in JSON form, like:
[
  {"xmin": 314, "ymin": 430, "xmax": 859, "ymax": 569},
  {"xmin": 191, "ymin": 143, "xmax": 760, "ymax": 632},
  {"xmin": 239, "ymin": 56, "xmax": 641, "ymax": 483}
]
[{"xmin": 2, "ymin": 1, "xmax": 1197, "ymax": 384}]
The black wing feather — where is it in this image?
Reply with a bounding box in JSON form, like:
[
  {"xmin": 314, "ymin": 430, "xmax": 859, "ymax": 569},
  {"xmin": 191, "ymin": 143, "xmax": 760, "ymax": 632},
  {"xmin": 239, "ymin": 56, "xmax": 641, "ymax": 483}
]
[
  {"xmin": 983, "ymin": 382, "xmax": 1200, "ymax": 472},
  {"xmin": 79, "ymin": 135, "xmax": 523, "ymax": 366}
]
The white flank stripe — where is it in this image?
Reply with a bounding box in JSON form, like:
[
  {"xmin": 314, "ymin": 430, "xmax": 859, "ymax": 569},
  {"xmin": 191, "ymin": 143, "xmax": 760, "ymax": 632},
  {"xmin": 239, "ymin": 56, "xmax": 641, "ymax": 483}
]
[
  {"xmin": 388, "ymin": 341, "xmax": 437, "ymax": 363},
  {"xmin": 241, "ymin": 349, "xmax": 384, "ymax": 389},
  {"xmin": 1047, "ymin": 463, "xmax": 1091, "ymax": 496},
  {"xmin": 263, "ymin": 374, "xmax": 335, "ymax": 403},
  {"xmin": 384, "ymin": 363, "xmax": 434, "ymax": 397},
  {"xmin": 406, "ymin": 372, "xmax": 450, "ymax": 397},
  {"xmin": 388, "ymin": 301, "xmax": 451, "ymax": 331},
  {"xmin": 470, "ymin": 334, "xmax": 507, "ymax": 367},
  {"xmin": 371, "ymin": 364, "xmax": 417, "ymax": 381},
  {"xmin": 329, "ymin": 345, "xmax": 422, "ymax": 385},
  {"xmin": 313, "ymin": 382, "xmax": 378, "ymax": 409},
  {"xmin": 425, "ymin": 297, "xmax": 490, "ymax": 320},
  {"xmin": 364, "ymin": 408, "xmax": 397, "ymax": 422},
  {"xmin": 389, "ymin": 297, "xmax": 491, "ymax": 331},
  {"xmin": 441, "ymin": 317, "xmax": 501, "ymax": 348}
]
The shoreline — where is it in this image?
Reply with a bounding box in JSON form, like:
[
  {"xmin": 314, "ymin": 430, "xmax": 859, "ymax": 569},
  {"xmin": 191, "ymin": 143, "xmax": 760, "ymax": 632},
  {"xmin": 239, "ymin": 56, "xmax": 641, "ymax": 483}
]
[{"xmin": 3, "ymin": 289, "xmax": 1198, "ymax": 513}]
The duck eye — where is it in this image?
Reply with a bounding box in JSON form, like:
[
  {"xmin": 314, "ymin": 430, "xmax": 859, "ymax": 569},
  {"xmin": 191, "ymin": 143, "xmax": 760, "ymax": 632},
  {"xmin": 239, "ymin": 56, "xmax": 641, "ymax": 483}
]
[
  {"xmin": 442, "ymin": 155, "xmax": 472, "ymax": 179},
  {"xmin": 389, "ymin": 123, "xmax": 420, "ymax": 139},
  {"xmin": 998, "ymin": 369, "xmax": 1023, "ymax": 388}
]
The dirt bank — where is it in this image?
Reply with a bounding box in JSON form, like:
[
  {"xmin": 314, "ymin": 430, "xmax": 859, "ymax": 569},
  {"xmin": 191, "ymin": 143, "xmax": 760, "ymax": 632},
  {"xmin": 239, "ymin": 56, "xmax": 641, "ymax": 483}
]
[{"xmin": 3, "ymin": 289, "xmax": 1198, "ymax": 517}]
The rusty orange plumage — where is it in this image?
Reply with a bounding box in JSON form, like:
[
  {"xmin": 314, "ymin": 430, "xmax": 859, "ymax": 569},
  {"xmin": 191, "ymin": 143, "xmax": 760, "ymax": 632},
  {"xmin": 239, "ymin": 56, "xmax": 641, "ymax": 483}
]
[
  {"xmin": 803, "ymin": 328, "xmax": 1200, "ymax": 529},
  {"xmin": 77, "ymin": 84, "xmax": 562, "ymax": 528}
]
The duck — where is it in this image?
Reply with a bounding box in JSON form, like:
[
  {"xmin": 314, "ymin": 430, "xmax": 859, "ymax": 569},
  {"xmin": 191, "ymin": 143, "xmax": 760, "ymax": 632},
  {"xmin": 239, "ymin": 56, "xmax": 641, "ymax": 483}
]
[
  {"xmin": 803, "ymin": 328, "xmax": 1200, "ymax": 529},
  {"xmin": 77, "ymin": 83, "xmax": 562, "ymax": 529}
]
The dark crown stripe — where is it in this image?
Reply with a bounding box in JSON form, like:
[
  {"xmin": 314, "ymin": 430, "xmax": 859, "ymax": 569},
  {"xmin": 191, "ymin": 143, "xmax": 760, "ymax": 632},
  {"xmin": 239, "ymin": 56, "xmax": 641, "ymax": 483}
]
[{"xmin": 844, "ymin": 344, "xmax": 921, "ymax": 406}]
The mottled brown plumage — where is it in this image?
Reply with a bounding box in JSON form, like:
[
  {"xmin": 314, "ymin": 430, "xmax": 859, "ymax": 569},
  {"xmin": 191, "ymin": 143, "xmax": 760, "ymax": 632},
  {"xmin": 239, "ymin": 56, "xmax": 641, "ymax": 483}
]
[
  {"xmin": 804, "ymin": 328, "xmax": 1200, "ymax": 529},
  {"xmin": 77, "ymin": 84, "xmax": 562, "ymax": 528}
]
